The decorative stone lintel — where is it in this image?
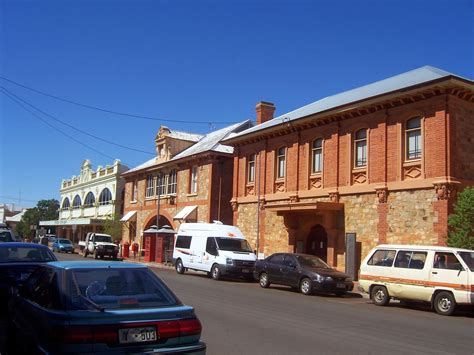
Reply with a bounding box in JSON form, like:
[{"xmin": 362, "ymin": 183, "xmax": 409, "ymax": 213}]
[
  {"xmin": 289, "ymin": 193, "xmax": 299, "ymax": 203},
  {"xmin": 375, "ymin": 187, "xmax": 388, "ymax": 204},
  {"xmin": 328, "ymin": 191, "xmax": 339, "ymax": 203},
  {"xmin": 230, "ymin": 199, "xmax": 238, "ymax": 212}
]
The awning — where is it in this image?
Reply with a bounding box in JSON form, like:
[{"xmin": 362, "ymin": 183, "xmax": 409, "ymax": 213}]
[
  {"xmin": 120, "ymin": 210, "xmax": 137, "ymax": 222},
  {"xmin": 39, "ymin": 218, "xmax": 106, "ymax": 226},
  {"xmin": 173, "ymin": 205, "xmax": 198, "ymax": 221}
]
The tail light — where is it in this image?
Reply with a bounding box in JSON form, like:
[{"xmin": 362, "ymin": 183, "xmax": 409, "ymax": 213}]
[{"xmin": 55, "ymin": 318, "xmax": 202, "ymax": 344}]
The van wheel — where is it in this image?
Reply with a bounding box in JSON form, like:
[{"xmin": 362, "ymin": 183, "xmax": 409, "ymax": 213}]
[
  {"xmin": 211, "ymin": 264, "xmax": 221, "ymax": 280},
  {"xmin": 434, "ymin": 291, "xmax": 456, "ymax": 316},
  {"xmin": 300, "ymin": 278, "xmax": 312, "ymax": 295},
  {"xmin": 176, "ymin": 259, "xmax": 185, "ymax": 274},
  {"xmin": 259, "ymin": 272, "xmax": 270, "ymax": 288},
  {"xmin": 371, "ymin": 285, "xmax": 390, "ymax": 306}
]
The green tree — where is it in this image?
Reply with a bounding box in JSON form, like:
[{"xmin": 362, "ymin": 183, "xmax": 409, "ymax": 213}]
[
  {"xmin": 447, "ymin": 187, "xmax": 474, "ymax": 249},
  {"xmin": 16, "ymin": 199, "xmax": 60, "ymax": 238},
  {"xmin": 103, "ymin": 214, "xmax": 123, "ymax": 242}
]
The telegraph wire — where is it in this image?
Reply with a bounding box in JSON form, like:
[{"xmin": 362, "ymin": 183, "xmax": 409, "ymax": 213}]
[
  {"xmin": 1, "ymin": 88, "xmax": 128, "ymax": 164},
  {"xmin": 0, "ymin": 76, "xmax": 237, "ymax": 125},
  {"xmin": 1, "ymin": 86, "xmax": 155, "ymax": 156}
]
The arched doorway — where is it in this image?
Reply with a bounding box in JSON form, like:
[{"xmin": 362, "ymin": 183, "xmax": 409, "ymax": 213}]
[
  {"xmin": 144, "ymin": 215, "xmax": 174, "ymax": 263},
  {"xmin": 306, "ymin": 224, "xmax": 328, "ymax": 261}
]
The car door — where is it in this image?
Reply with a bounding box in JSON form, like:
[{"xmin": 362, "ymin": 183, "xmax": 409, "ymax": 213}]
[
  {"xmin": 265, "ymin": 254, "xmax": 285, "ymax": 285},
  {"xmin": 281, "ymin": 255, "xmax": 300, "ymax": 287},
  {"xmin": 203, "ymin": 237, "xmax": 218, "ymax": 272}
]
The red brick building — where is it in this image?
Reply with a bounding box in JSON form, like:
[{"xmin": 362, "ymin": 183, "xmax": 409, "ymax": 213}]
[
  {"xmin": 121, "ymin": 121, "xmax": 251, "ymax": 261},
  {"xmin": 223, "ymin": 66, "xmax": 473, "ymax": 272}
]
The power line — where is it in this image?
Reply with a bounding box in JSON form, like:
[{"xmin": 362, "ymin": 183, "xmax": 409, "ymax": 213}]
[
  {"xmin": 1, "ymin": 88, "xmax": 129, "ymax": 164},
  {"xmin": 1, "ymin": 86, "xmax": 155, "ymax": 156},
  {"xmin": 0, "ymin": 76, "xmax": 237, "ymax": 125}
]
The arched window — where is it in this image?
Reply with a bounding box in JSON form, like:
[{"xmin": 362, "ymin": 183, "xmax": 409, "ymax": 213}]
[
  {"xmin": 99, "ymin": 188, "xmax": 113, "ymax": 205},
  {"xmin": 84, "ymin": 192, "xmax": 95, "ymax": 208},
  {"xmin": 72, "ymin": 195, "xmax": 82, "ymax": 209},
  {"xmin": 62, "ymin": 197, "xmax": 70, "ymax": 210},
  {"xmin": 406, "ymin": 117, "xmax": 421, "ymax": 160},
  {"xmin": 276, "ymin": 147, "xmax": 286, "ymax": 179},
  {"xmin": 247, "ymin": 154, "xmax": 256, "ymax": 183},
  {"xmin": 354, "ymin": 129, "xmax": 367, "ymax": 168},
  {"xmin": 311, "ymin": 138, "xmax": 323, "ymax": 173}
]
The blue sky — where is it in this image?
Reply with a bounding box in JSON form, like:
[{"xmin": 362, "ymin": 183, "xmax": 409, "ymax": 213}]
[{"xmin": 1, "ymin": 0, "xmax": 472, "ymax": 208}]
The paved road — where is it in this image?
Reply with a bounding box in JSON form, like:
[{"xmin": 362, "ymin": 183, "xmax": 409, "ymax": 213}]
[{"xmin": 55, "ymin": 253, "xmax": 474, "ymax": 354}]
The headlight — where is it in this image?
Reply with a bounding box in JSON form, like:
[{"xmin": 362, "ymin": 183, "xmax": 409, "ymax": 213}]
[
  {"xmin": 313, "ymin": 274, "xmax": 324, "ymax": 282},
  {"xmin": 325, "ymin": 276, "xmax": 333, "ymax": 282},
  {"xmin": 226, "ymin": 257, "xmax": 233, "ymax": 265},
  {"xmin": 97, "ymin": 245, "xmax": 104, "ymax": 249}
]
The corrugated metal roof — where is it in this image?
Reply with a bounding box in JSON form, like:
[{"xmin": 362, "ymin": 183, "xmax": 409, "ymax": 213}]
[
  {"xmin": 226, "ymin": 66, "xmax": 468, "ymax": 141},
  {"xmin": 124, "ymin": 120, "xmax": 251, "ymax": 175}
]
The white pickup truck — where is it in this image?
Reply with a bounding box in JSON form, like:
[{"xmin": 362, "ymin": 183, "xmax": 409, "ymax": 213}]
[{"xmin": 80, "ymin": 232, "xmax": 118, "ymax": 259}]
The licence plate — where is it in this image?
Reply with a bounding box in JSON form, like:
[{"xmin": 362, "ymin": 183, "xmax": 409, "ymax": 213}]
[
  {"xmin": 118, "ymin": 327, "xmax": 157, "ymax": 344},
  {"xmin": 242, "ymin": 269, "xmax": 250, "ymax": 273},
  {"xmin": 336, "ymin": 283, "xmax": 346, "ymax": 289}
]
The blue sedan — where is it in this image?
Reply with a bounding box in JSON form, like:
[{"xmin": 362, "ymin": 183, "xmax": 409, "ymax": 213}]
[
  {"xmin": 51, "ymin": 238, "xmax": 75, "ymax": 253},
  {"xmin": 9, "ymin": 261, "xmax": 206, "ymax": 354}
]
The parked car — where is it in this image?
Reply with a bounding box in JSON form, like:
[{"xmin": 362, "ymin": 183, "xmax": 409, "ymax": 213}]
[
  {"xmin": 9, "ymin": 261, "xmax": 206, "ymax": 354},
  {"xmin": 81, "ymin": 232, "xmax": 118, "ymax": 259},
  {"xmin": 359, "ymin": 244, "xmax": 474, "ymax": 316},
  {"xmin": 0, "ymin": 243, "xmax": 57, "ymax": 315},
  {"xmin": 52, "ymin": 238, "xmax": 75, "ymax": 253},
  {"xmin": 254, "ymin": 253, "xmax": 354, "ymax": 296},
  {"xmin": 0, "ymin": 223, "xmax": 15, "ymax": 243}
]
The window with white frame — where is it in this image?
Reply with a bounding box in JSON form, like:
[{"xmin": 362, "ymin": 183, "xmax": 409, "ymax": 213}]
[
  {"xmin": 99, "ymin": 188, "xmax": 113, "ymax": 205},
  {"xmin": 406, "ymin": 117, "xmax": 422, "ymax": 160},
  {"xmin": 84, "ymin": 192, "xmax": 95, "ymax": 208},
  {"xmin": 157, "ymin": 173, "xmax": 166, "ymax": 196},
  {"xmin": 146, "ymin": 175, "xmax": 155, "ymax": 198},
  {"xmin": 168, "ymin": 170, "xmax": 177, "ymax": 195},
  {"xmin": 276, "ymin": 147, "xmax": 286, "ymax": 179},
  {"xmin": 72, "ymin": 195, "xmax": 82, "ymax": 209},
  {"xmin": 247, "ymin": 154, "xmax": 256, "ymax": 183},
  {"xmin": 62, "ymin": 197, "xmax": 70, "ymax": 210},
  {"xmin": 354, "ymin": 129, "xmax": 367, "ymax": 168},
  {"xmin": 311, "ymin": 138, "xmax": 323, "ymax": 173},
  {"xmin": 190, "ymin": 166, "xmax": 198, "ymax": 194}
]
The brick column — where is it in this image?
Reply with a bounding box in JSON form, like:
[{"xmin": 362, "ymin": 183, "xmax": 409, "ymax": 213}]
[
  {"xmin": 376, "ymin": 187, "xmax": 388, "ymax": 244},
  {"xmin": 433, "ymin": 183, "xmax": 454, "ymax": 246}
]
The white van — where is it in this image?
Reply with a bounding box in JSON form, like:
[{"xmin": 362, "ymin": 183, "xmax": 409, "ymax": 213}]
[
  {"xmin": 172, "ymin": 222, "xmax": 257, "ymax": 280},
  {"xmin": 359, "ymin": 244, "xmax": 474, "ymax": 316}
]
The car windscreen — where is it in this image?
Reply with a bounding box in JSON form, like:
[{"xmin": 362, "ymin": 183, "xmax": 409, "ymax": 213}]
[
  {"xmin": 59, "ymin": 239, "xmax": 72, "ymax": 244},
  {"xmin": 459, "ymin": 252, "xmax": 474, "ymax": 272},
  {"xmin": 0, "ymin": 246, "xmax": 56, "ymax": 262},
  {"xmin": 68, "ymin": 268, "xmax": 180, "ymax": 310},
  {"xmin": 296, "ymin": 255, "xmax": 331, "ymax": 269},
  {"xmin": 215, "ymin": 237, "xmax": 252, "ymax": 252},
  {"xmin": 94, "ymin": 235, "xmax": 112, "ymax": 243}
]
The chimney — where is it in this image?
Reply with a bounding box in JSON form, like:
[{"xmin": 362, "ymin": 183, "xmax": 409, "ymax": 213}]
[{"xmin": 256, "ymin": 101, "xmax": 275, "ymax": 125}]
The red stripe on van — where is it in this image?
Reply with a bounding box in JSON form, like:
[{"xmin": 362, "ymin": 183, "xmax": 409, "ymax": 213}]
[{"xmin": 359, "ymin": 274, "xmax": 469, "ymax": 291}]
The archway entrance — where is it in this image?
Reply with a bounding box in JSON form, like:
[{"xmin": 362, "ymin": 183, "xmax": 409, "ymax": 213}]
[
  {"xmin": 306, "ymin": 224, "xmax": 328, "ymax": 261},
  {"xmin": 143, "ymin": 215, "xmax": 175, "ymax": 263}
]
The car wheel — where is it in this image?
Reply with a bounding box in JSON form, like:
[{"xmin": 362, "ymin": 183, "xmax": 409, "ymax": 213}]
[
  {"xmin": 371, "ymin": 285, "xmax": 390, "ymax": 306},
  {"xmin": 300, "ymin": 278, "xmax": 312, "ymax": 295},
  {"xmin": 434, "ymin": 291, "xmax": 456, "ymax": 316},
  {"xmin": 176, "ymin": 259, "xmax": 185, "ymax": 274},
  {"xmin": 211, "ymin": 264, "xmax": 221, "ymax": 280},
  {"xmin": 259, "ymin": 272, "xmax": 270, "ymax": 288}
]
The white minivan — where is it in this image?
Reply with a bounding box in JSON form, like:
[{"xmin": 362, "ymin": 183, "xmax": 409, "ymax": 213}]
[
  {"xmin": 359, "ymin": 244, "xmax": 474, "ymax": 316},
  {"xmin": 172, "ymin": 222, "xmax": 257, "ymax": 280}
]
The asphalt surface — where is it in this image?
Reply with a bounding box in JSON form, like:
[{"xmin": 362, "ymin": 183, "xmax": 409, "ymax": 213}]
[{"xmin": 55, "ymin": 252, "xmax": 474, "ymax": 355}]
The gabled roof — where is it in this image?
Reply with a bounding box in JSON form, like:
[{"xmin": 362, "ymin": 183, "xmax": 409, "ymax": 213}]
[
  {"xmin": 224, "ymin": 66, "xmax": 471, "ymax": 142},
  {"xmin": 123, "ymin": 120, "xmax": 252, "ymax": 175}
]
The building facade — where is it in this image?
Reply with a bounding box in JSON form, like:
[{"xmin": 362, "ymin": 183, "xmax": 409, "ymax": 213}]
[
  {"xmin": 224, "ymin": 66, "xmax": 473, "ymax": 273},
  {"xmin": 40, "ymin": 159, "xmax": 129, "ymax": 242},
  {"xmin": 121, "ymin": 121, "xmax": 252, "ymax": 255}
]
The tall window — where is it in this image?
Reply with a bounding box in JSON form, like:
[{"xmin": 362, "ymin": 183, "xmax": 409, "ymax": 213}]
[
  {"xmin": 311, "ymin": 138, "xmax": 323, "ymax": 173},
  {"xmin": 72, "ymin": 195, "xmax": 82, "ymax": 209},
  {"xmin": 406, "ymin": 117, "xmax": 421, "ymax": 160},
  {"xmin": 131, "ymin": 180, "xmax": 138, "ymax": 201},
  {"xmin": 99, "ymin": 188, "xmax": 112, "ymax": 205},
  {"xmin": 247, "ymin": 154, "xmax": 256, "ymax": 183},
  {"xmin": 146, "ymin": 175, "xmax": 155, "ymax": 198},
  {"xmin": 168, "ymin": 170, "xmax": 177, "ymax": 195},
  {"xmin": 276, "ymin": 147, "xmax": 286, "ymax": 179},
  {"xmin": 62, "ymin": 198, "xmax": 70, "ymax": 210},
  {"xmin": 157, "ymin": 173, "xmax": 166, "ymax": 196},
  {"xmin": 84, "ymin": 192, "xmax": 95, "ymax": 208},
  {"xmin": 190, "ymin": 166, "xmax": 198, "ymax": 194},
  {"xmin": 354, "ymin": 129, "xmax": 367, "ymax": 168}
]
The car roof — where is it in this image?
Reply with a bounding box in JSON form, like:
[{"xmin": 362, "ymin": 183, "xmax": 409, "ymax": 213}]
[
  {"xmin": 375, "ymin": 244, "xmax": 473, "ymax": 253},
  {"xmin": 46, "ymin": 261, "xmax": 148, "ymax": 270},
  {"xmin": 0, "ymin": 242, "xmax": 49, "ymax": 249}
]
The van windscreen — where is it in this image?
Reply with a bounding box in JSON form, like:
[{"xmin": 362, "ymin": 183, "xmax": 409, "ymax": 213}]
[
  {"xmin": 215, "ymin": 238, "xmax": 252, "ymax": 252},
  {"xmin": 459, "ymin": 252, "xmax": 474, "ymax": 272}
]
